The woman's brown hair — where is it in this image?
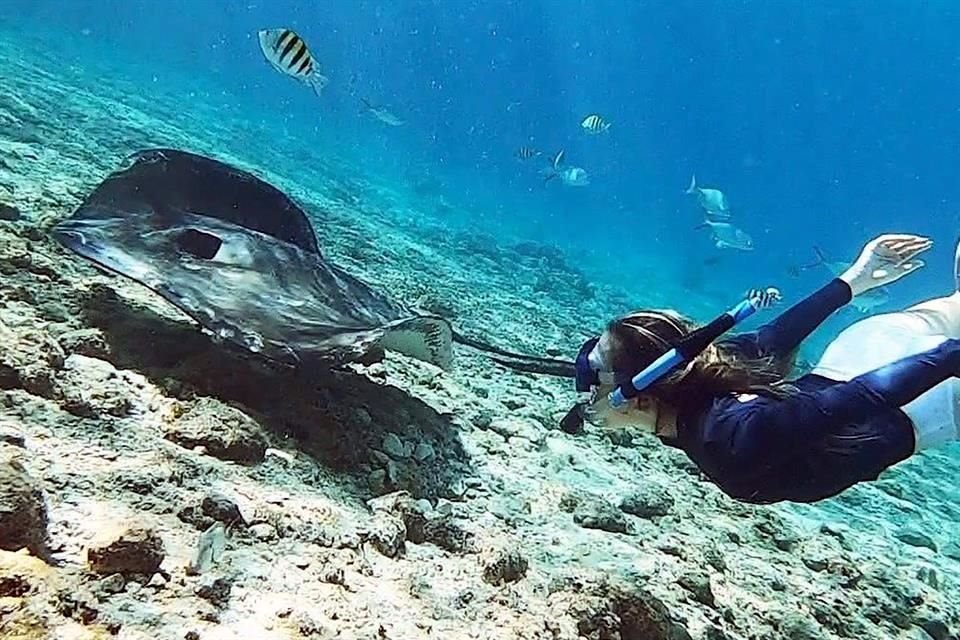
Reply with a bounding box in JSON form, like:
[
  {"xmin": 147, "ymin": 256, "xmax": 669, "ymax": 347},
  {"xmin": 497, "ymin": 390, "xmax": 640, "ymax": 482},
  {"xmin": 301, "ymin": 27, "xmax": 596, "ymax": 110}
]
[{"xmin": 605, "ymin": 310, "xmax": 796, "ymax": 408}]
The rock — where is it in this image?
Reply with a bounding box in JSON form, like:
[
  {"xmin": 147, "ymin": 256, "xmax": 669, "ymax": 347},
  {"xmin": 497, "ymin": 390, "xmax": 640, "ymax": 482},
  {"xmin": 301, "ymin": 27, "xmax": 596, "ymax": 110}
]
[
  {"xmin": 919, "ymin": 617, "xmax": 951, "ymax": 640},
  {"xmin": 92, "ymin": 573, "xmax": 126, "ymax": 598},
  {"xmin": 573, "ymin": 498, "xmax": 631, "ymax": 534},
  {"xmin": 677, "ymin": 572, "xmax": 715, "ymax": 608},
  {"xmin": 619, "ymin": 484, "xmax": 674, "ymax": 519},
  {"xmin": 56, "ymin": 328, "xmax": 111, "ymax": 359},
  {"xmin": 164, "ymin": 398, "xmax": 267, "ymax": 464},
  {"xmin": 412, "ymin": 442, "xmax": 435, "ymax": 462},
  {"xmin": 487, "ymin": 417, "xmax": 540, "ymax": 442},
  {"xmin": 381, "ymin": 433, "xmax": 407, "ymax": 459},
  {"xmin": 0, "ymin": 324, "xmax": 64, "ymax": 397},
  {"xmin": 249, "ymin": 523, "xmax": 276, "ymax": 541},
  {"xmin": 196, "ymin": 575, "xmax": 232, "ymax": 607},
  {"xmin": 0, "ymin": 550, "xmax": 53, "ymax": 598},
  {"xmin": 367, "ymin": 513, "xmax": 406, "ymax": 558},
  {"xmin": 53, "ymin": 355, "xmax": 133, "ymax": 418},
  {"xmin": 367, "ymin": 469, "xmax": 388, "ymax": 494},
  {"xmin": 481, "ymin": 546, "xmax": 528, "ymax": 585},
  {"xmin": 472, "ymin": 410, "xmax": 494, "ymax": 430},
  {"xmin": 896, "ymin": 527, "xmax": 938, "ymax": 552},
  {"xmin": 201, "ymin": 494, "xmax": 244, "ymax": 525},
  {"xmin": 0, "ymin": 455, "xmax": 49, "ymax": 556},
  {"xmin": 147, "ymin": 573, "xmax": 167, "ymax": 589},
  {"xmin": 0, "ymin": 425, "xmax": 25, "ymax": 448},
  {"xmin": 778, "ymin": 612, "xmax": 828, "ymax": 640},
  {"xmin": 0, "ymin": 202, "xmax": 20, "ymax": 221},
  {"xmin": 87, "ymin": 526, "xmax": 165, "ymax": 575}
]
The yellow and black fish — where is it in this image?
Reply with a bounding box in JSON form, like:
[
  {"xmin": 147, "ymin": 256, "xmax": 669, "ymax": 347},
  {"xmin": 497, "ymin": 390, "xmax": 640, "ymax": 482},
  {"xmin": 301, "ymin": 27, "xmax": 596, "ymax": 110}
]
[
  {"xmin": 257, "ymin": 28, "xmax": 329, "ymax": 96},
  {"xmin": 515, "ymin": 146, "xmax": 540, "ymax": 161},
  {"xmin": 581, "ymin": 113, "xmax": 611, "ymax": 134}
]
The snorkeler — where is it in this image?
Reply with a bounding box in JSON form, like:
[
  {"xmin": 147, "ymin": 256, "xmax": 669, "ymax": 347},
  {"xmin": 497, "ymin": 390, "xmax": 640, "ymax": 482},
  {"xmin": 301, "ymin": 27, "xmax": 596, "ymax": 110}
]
[{"xmin": 573, "ymin": 233, "xmax": 960, "ymax": 504}]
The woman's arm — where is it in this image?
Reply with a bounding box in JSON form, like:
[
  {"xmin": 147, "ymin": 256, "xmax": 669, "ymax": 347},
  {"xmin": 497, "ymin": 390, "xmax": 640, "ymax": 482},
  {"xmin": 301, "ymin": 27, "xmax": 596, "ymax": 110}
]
[
  {"xmin": 724, "ymin": 234, "xmax": 931, "ymax": 360},
  {"xmin": 722, "ymin": 278, "xmax": 851, "ymax": 359},
  {"xmin": 718, "ymin": 337, "xmax": 960, "ymax": 462}
]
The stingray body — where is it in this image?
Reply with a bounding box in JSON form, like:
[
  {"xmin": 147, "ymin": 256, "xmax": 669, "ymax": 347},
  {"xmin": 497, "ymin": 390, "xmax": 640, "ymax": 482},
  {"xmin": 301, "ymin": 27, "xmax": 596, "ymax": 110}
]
[{"xmin": 52, "ymin": 148, "xmax": 452, "ymax": 368}]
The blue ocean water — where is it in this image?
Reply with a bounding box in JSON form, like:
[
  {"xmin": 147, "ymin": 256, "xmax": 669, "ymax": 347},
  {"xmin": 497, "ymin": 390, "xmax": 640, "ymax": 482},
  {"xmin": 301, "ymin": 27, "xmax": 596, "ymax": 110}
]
[{"xmin": 7, "ymin": 1, "xmax": 960, "ymax": 336}]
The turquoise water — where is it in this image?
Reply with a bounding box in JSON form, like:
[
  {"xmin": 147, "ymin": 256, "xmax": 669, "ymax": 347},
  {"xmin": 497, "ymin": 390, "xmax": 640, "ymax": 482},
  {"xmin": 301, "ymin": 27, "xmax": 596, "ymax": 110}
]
[
  {"xmin": 12, "ymin": 0, "xmax": 960, "ymax": 321},
  {"xmin": 5, "ymin": 3, "xmax": 960, "ymax": 636}
]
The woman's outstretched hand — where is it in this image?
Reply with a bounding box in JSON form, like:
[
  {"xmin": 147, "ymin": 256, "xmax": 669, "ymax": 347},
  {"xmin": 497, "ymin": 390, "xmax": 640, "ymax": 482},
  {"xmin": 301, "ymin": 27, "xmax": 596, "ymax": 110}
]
[{"xmin": 840, "ymin": 234, "xmax": 932, "ymax": 296}]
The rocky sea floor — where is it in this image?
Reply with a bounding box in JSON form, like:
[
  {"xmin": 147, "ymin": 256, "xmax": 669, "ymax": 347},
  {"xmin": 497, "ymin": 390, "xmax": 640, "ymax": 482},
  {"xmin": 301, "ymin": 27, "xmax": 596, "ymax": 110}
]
[{"xmin": 3, "ymin": 27, "xmax": 960, "ymax": 640}]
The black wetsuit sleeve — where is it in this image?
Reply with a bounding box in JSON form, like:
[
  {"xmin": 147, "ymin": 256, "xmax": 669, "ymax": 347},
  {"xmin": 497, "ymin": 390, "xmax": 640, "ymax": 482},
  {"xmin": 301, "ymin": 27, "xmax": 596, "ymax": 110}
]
[
  {"xmin": 721, "ymin": 338, "xmax": 960, "ymax": 462},
  {"xmin": 722, "ymin": 278, "xmax": 852, "ymax": 360}
]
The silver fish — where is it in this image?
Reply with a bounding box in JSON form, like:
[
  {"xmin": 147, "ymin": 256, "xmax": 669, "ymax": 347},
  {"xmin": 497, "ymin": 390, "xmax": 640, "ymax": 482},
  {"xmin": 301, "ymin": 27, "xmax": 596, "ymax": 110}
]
[
  {"xmin": 698, "ymin": 220, "xmax": 753, "ymax": 251},
  {"xmin": 258, "ymin": 28, "xmax": 329, "ymax": 96},
  {"xmin": 685, "ymin": 174, "xmax": 730, "ymax": 217},
  {"xmin": 360, "ymin": 98, "xmax": 405, "ymax": 126},
  {"xmin": 189, "ymin": 521, "xmax": 227, "ymax": 575},
  {"xmin": 802, "ymin": 247, "xmax": 890, "ymax": 313},
  {"xmin": 542, "ymin": 150, "xmax": 590, "ymax": 187}
]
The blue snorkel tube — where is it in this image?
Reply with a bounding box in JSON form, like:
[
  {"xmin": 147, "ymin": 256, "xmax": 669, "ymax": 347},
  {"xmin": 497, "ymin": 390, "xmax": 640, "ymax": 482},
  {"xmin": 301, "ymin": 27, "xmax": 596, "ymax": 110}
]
[{"xmin": 607, "ymin": 287, "xmax": 781, "ymax": 408}]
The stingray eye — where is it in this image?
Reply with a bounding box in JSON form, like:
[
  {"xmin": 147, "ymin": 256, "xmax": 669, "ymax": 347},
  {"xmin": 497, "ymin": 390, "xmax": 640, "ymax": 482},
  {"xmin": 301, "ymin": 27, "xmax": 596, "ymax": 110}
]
[{"xmin": 176, "ymin": 229, "xmax": 223, "ymax": 259}]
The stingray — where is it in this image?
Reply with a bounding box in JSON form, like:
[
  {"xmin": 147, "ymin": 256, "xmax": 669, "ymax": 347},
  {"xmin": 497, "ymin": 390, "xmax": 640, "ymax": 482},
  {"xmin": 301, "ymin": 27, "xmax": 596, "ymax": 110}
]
[
  {"xmin": 49, "ymin": 148, "xmax": 459, "ymax": 369},
  {"xmin": 51, "ymin": 148, "xmax": 579, "ymax": 378}
]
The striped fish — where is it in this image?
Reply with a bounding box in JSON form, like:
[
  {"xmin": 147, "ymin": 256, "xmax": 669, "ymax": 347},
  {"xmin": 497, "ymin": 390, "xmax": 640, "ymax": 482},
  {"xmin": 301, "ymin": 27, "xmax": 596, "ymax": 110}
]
[
  {"xmin": 581, "ymin": 114, "xmax": 611, "ymax": 134},
  {"xmin": 515, "ymin": 146, "xmax": 540, "ymax": 161},
  {"xmin": 257, "ymin": 28, "xmax": 329, "ymax": 96}
]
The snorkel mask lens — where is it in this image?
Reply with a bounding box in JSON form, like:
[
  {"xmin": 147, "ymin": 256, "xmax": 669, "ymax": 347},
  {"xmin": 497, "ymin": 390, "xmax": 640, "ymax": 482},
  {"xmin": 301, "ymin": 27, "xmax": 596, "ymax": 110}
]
[{"xmin": 574, "ymin": 336, "xmax": 601, "ymax": 392}]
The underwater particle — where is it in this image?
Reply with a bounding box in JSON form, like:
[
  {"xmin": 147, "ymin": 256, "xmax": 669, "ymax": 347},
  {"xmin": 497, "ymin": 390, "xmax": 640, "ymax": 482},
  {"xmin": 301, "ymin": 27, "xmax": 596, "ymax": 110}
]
[{"xmin": 87, "ymin": 526, "xmax": 165, "ymax": 576}]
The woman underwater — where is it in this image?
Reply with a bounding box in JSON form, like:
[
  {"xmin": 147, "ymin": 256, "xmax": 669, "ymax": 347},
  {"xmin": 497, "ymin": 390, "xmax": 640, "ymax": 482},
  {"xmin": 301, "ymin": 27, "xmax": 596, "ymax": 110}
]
[{"xmin": 573, "ymin": 233, "xmax": 960, "ymax": 504}]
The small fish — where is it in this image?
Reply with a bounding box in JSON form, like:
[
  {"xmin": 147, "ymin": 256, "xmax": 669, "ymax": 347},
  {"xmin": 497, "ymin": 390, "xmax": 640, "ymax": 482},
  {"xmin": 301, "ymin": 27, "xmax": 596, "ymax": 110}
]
[
  {"xmin": 685, "ymin": 174, "xmax": 730, "ymax": 216},
  {"xmin": 542, "ymin": 150, "xmax": 590, "ymax": 187},
  {"xmin": 515, "ymin": 146, "xmax": 540, "ymax": 161},
  {"xmin": 257, "ymin": 28, "xmax": 329, "ymax": 96},
  {"xmin": 187, "ymin": 521, "xmax": 227, "ymax": 575},
  {"xmin": 697, "ymin": 220, "xmax": 753, "ymax": 251},
  {"xmin": 581, "ymin": 114, "xmax": 611, "ymax": 134},
  {"xmin": 360, "ymin": 98, "xmax": 405, "ymax": 126}
]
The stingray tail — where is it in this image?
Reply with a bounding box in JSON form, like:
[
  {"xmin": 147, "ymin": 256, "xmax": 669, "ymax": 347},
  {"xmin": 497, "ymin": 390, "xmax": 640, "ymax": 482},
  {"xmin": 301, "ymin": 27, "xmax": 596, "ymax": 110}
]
[{"xmin": 452, "ymin": 331, "xmax": 576, "ymax": 378}]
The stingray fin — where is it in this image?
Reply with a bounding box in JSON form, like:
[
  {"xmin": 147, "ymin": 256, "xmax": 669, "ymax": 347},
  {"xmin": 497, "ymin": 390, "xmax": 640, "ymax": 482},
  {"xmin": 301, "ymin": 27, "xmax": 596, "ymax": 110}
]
[{"xmin": 379, "ymin": 315, "xmax": 453, "ymax": 369}]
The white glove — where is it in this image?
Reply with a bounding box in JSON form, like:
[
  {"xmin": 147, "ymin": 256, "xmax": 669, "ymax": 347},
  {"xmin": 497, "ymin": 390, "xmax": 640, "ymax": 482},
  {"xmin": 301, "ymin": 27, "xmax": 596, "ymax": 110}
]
[{"xmin": 840, "ymin": 234, "xmax": 932, "ymax": 297}]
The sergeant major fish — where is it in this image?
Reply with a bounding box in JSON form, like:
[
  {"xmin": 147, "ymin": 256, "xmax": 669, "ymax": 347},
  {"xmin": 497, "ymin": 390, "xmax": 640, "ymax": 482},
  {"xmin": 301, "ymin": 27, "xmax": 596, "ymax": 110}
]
[
  {"xmin": 257, "ymin": 28, "xmax": 329, "ymax": 96},
  {"xmin": 581, "ymin": 114, "xmax": 611, "ymax": 134}
]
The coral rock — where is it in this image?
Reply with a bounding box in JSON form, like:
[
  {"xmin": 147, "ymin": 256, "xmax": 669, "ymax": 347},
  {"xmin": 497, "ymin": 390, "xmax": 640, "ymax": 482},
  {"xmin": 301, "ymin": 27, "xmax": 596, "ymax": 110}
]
[{"xmin": 87, "ymin": 526, "xmax": 165, "ymax": 575}]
